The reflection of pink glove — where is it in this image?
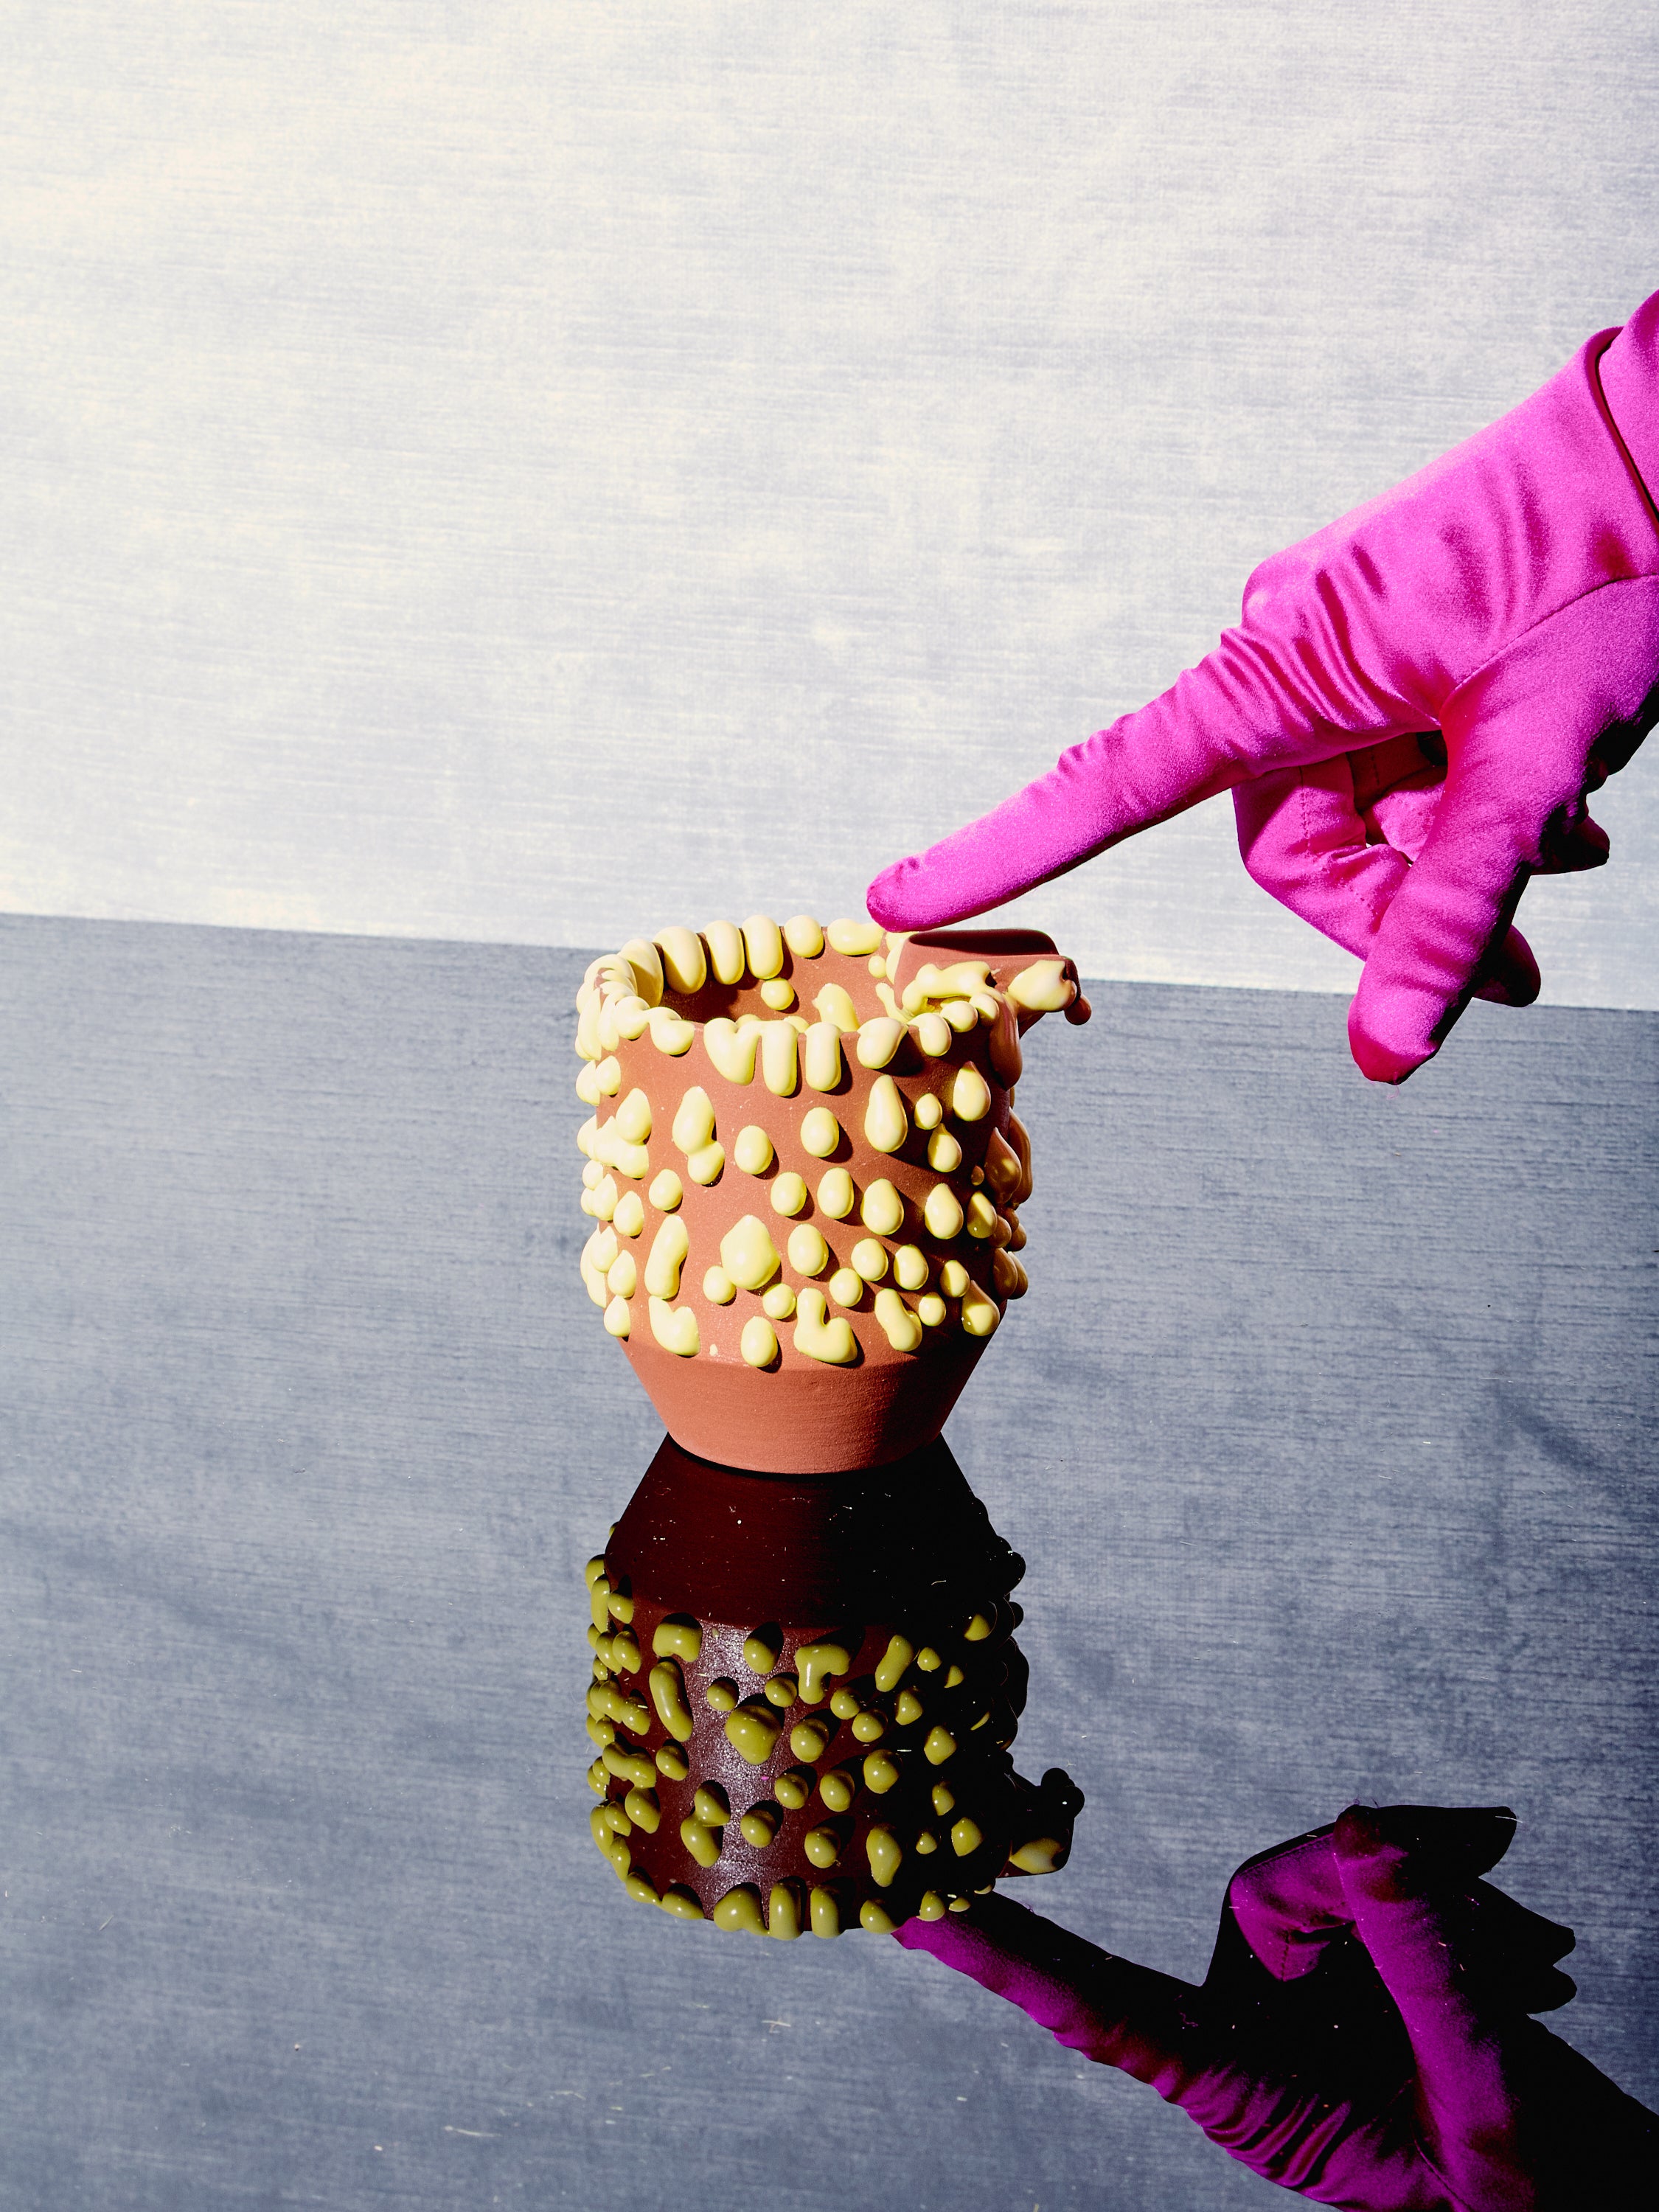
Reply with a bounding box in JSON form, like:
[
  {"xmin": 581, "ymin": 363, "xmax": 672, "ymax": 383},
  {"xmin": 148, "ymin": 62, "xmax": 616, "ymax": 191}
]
[
  {"xmin": 869, "ymin": 293, "xmax": 1659, "ymax": 1082},
  {"xmin": 899, "ymin": 1806, "xmax": 1658, "ymax": 2208}
]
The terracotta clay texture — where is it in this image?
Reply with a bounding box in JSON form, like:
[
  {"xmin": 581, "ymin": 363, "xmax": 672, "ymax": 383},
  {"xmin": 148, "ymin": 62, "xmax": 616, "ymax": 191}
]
[
  {"xmin": 575, "ymin": 922, "xmax": 1087, "ymax": 1472},
  {"xmin": 582, "ymin": 1436, "xmax": 1084, "ymax": 1933}
]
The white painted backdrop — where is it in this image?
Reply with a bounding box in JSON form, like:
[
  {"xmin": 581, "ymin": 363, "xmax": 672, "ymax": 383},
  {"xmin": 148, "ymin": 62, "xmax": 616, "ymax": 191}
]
[{"xmin": 4, "ymin": 1, "xmax": 1655, "ymax": 1002}]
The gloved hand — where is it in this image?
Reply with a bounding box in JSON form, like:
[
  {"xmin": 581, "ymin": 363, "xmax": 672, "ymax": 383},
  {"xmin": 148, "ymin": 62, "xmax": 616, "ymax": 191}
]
[
  {"xmin": 897, "ymin": 1804, "xmax": 1658, "ymax": 2209},
  {"xmin": 868, "ymin": 292, "xmax": 1659, "ymax": 1082}
]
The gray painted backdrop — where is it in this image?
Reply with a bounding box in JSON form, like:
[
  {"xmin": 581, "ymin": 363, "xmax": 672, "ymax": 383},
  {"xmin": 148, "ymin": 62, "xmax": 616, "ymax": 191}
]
[
  {"xmin": 3, "ymin": 916, "xmax": 1654, "ymax": 2209},
  {"xmin": 3, "ymin": 3, "xmax": 1657, "ymax": 1001}
]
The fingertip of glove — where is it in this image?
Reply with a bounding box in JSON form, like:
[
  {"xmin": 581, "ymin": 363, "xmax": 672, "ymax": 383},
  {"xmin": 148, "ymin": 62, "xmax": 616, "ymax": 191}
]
[
  {"xmin": 1472, "ymin": 928, "xmax": 1541, "ymax": 1006},
  {"xmin": 1346, "ymin": 1004, "xmax": 1431, "ymax": 1085},
  {"xmin": 1333, "ymin": 1804, "xmax": 1518, "ymax": 1890}
]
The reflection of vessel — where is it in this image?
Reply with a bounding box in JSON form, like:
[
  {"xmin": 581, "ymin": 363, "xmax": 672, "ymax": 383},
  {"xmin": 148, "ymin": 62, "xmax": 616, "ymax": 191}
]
[{"xmin": 575, "ymin": 914, "xmax": 1088, "ymax": 1933}]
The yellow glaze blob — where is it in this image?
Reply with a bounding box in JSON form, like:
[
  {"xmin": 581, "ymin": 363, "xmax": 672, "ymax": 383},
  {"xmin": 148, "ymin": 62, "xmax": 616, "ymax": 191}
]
[
  {"xmin": 863, "ymin": 1751, "xmax": 901, "ymax": 1794},
  {"xmin": 623, "ymin": 1786, "xmax": 661, "ymax": 1834},
  {"xmin": 795, "ymin": 1641, "xmax": 851, "ymax": 1703},
  {"xmin": 827, "ymin": 1267, "xmax": 863, "ymax": 1309},
  {"xmin": 1008, "ymin": 958, "xmax": 1072, "ymax": 1011},
  {"xmin": 607, "ymin": 1252, "xmax": 637, "ymax": 1298},
  {"xmin": 818, "ymin": 1767, "xmax": 855, "ymax": 1813},
  {"xmin": 681, "ymin": 1818, "xmax": 722, "ymax": 1868},
  {"xmin": 760, "ymin": 1022, "xmax": 799, "ymax": 1097},
  {"xmin": 720, "ymin": 1214, "xmax": 781, "ymax": 1292},
  {"xmin": 926, "ymin": 1127, "xmax": 963, "ymax": 1174},
  {"xmin": 950, "ymin": 1065, "xmax": 992, "ymax": 1122},
  {"xmin": 608, "ymin": 1629, "xmax": 641, "ymax": 1674},
  {"xmin": 585, "ymin": 1175, "xmax": 618, "ymax": 1222},
  {"xmin": 873, "ymin": 1287, "xmax": 923, "ymax": 1352},
  {"xmin": 809, "ymin": 1886, "xmax": 841, "ymax": 1938},
  {"xmin": 694, "ymin": 1781, "xmax": 731, "ymax": 1825},
  {"xmin": 742, "ymin": 915, "xmax": 785, "ymax": 981},
  {"xmin": 655, "ymin": 1745, "xmax": 691, "ymax": 1781},
  {"xmin": 793, "ymin": 1285, "xmax": 858, "ymax": 1365},
  {"xmin": 783, "ymin": 914, "xmax": 824, "ymax": 959},
  {"xmin": 617, "ymin": 939, "xmax": 664, "ymax": 1004},
  {"xmin": 672, "ymin": 1087, "xmax": 715, "ymax": 1155},
  {"xmin": 739, "ymin": 1804, "xmax": 779, "ymax": 1848},
  {"xmin": 647, "ymin": 1169, "xmax": 682, "ymax": 1214},
  {"xmin": 713, "ymin": 1884, "xmax": 768, "ymax": 1935},
  {"xmin": 770, "ymin": 1172, "xmax": 809, "ymax": 1217},
  {"xmin": 924, "ymin": 1185, "xmax": 964, "ymax": 1241},
  {"xmin": 653, "ymin": 1615, "xmax": 702, "ymax": 1663},
  {"xmin": 575, "ymin": 1061, "xmax": 602, "ymax": 1107},
  {"xmin": 613, "ymin": 1088, "xmax": 653, "ymax": 1145},
  {"xmin": 742, "ymin": 1627, "xmax": 782, "ymax": 1672},
  {"xmin": 992, "ymin": 1248, "xmax": 1023, "ymax": 1297},
  {"xmin": 813, "ymin": 983, "xmax": 860, "ymax": 1032},
  {"xmin": 686, "ymin": 1141, "xmax": 724, "ymax": 1186},
  {"xmin": 740, "ymin": 1315, "xmax": 780, "ymax": 1368},
  {"xmin": 894, "ymin": 1245, "xmax": 930, "ymax": 1293},
  {"xmin": 965, "ymin": 1191, "xmax": 998, "ymax": 1240},
  {"xmin": 648, "ymin": 1298, "xmax": 699, "ymax": 1357},
  {"xmin": 866, "ymin": 1825, "xmax": 902, "ymax": 1888},
  {"xmin": 950, "ymin": 1817, "xmax": 984, "ymax": 1857},
  {"xmin": 962, "ymin": 1610, "xmax": 995, "ymax": 1642},
  {"xmin": 789, "ymin": 1718, "xmax": 832, "ymax": 1762},
  {"xmin": 828, "ymin": 918, "xmax": 885, "ymax": 956},
  {"xmin": 786, "ymin": 1223, "xmax": 829, "ymax": 1276},
  {"xmin": 603, "ymin": 1745, "xmax": 656, "ymax": 1790},
  {"xmin": 850, "ymin": 1238, "xmax": 888, "ymax": 1283},
  {"xmin": 816, "ymin": 1167, "xmax": 855, "ymax": 1219},
  {"xmin": 801, "ymin": 1024, "xmax": 843, "ymax": 1093},
  {"xmin": 602, "ymin": 1295, "xmax": 630, "ymax": 1338},
  {"xmin": 704, "ymin": 919, "xmax": 745, "ymax": 986},
  {"xmin": 650, "ymin": 925, "xmax": 704, "ymax": 996},
  {"xmin": 923, "ymin": 1726, "xmax": 958, "ymax": 1766},
  {"xmin": 854, "ymin": 1018, "xmax": 905, "ymax": 1071},
  {"xmin": 705, "ymin": 1678, "xmax": 739, "ymax": 1713},
  {"xmin": 703, "ymin": 1265, "xmax": 736, "ymax": 1304},
  {"xmin": 595, "ymin": 1056, "xmax": 622, "ymax": 1096},
  {"xmin": 647, "ymin": 1007, "xmax": 695, "ymax": 1056},
  {"xmin": 874, "ymin": 1635, "xmax": 914, "ymax": 1693},
  {"xmin": 931, "ymin": 1781, "xmax": 956, "ymax": 1815},
  {"xmin": 855, "ymin": 1179, "xmax": 900, "ymax": 1237},
  {"xmin": 803, "ymin": 1826, "xmax": 841, "ymax": 1869},
  {"xmin": 912, "ymin": 1010, "xmax": 953, "ymax": 1057},
  {"xmin": 643, "ymin": 1217, "xmax": 690, "ymax": 1298},
  {"xmin": 850, "ymin": 1711, "xmax": 886, "ymax": 1745},
  {"xmin": 582, "ymin": 1158, "xmax": 603, "ymax": 1190},
  {"xmin": 659, "ymin": 1884, "xmax": 705, "ymax": 1920},
  {"xmin": 960, "ymin": 1281, "xmax": 1001, "ymax": 1338},
  {"xmin": 767, "ymin": 1882, "xmax": 804, "ymax": 1939},
  {"xmin": 943, "ymin": 999, "xmax": 978, "ymax": 1034},
  {"xmin": 726, "ymin": 1703, "xmax": 784, "ymax": 1764},
  {"xmin": 704, "ymin": 1018, "xmax": 759, "ymax": 1086},
  {"xmin": 587, "ymin": 1759, "xmax": 607, "ymax": 1794},
  {"xmin": 760, "ymin": 1283, "xmax": 796, "ymax": 1321},
  {"xmin": 774, "ymin": 1768, "xmax": 813, "ymax": 1810},
  {"xmin": 648, "ymin": 1660, "xmax": 696, "ymax": 1742},
  {"xmin": 762, "ymin": 1672, "xmax": 798, "ymax": 1708},
  {"xmin": 894, "ymin": 1690, "xmax": 925, "ymax": 1726},
  {"xmin": 613, "ymin": 1191, "xmax": 645, "ymax": 1238},
  {"xmin": 624, "ymin": 1871, "xmax": 659, "ymax": 1905},
  {"xmin": 733, "ymin": 1124, "xmax": 774, "ymax": 1175},
  {"xmin": 1009, "ymin": 1837, "xmax": 1065, "ymax": 1874},
  {"xmin": 918, "ymin": 1891, "xmax": 948, "ymax": 1921},
  {"xmin": 915, "ymin": 1646, "xmax": 942, "ymax": 1672},
  {"xmin": 939, "ymin": 1258, "xmax": 970, "ymax": 1298},
  {"xmin": 913, "ymin": 1091, "xmax": 944, "ymax": 1130},
  {"xmin": 914, "ymin": 1829, "xmax": 937, "ymax": 1854},
  {"xmin": 799, "ymin": 1105, "xmax": 841, "ymax": 1158},
  {"xmin": 828, "ymin": 1686, "xmax": 862, "ymax": 1719},
  {"xmin": 944, "ymin": 1663, "xmax": 965, "ymax": 1687}
]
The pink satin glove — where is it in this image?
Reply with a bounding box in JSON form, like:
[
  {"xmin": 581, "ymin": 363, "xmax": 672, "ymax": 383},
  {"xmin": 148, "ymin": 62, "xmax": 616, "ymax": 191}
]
[
  {"xmin": 869, "ymin": 292, "xmax": 1659, "ymax": 1082},
  {"xmin": 898, "ymin": 1805, "xmax": 1658, "ymax": 2208}
]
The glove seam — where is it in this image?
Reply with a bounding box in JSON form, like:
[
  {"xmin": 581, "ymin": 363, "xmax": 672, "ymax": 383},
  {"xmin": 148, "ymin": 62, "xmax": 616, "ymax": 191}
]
[{"xmin": 1436, "ymin": 571, "xmax": 1659, "ymax": 737}]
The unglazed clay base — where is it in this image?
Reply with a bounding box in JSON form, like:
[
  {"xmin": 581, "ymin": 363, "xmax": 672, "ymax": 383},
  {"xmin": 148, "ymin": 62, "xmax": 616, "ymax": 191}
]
[
  {"xmin": 582, "ymin": 1436, "xmax": 1085, "ymax": 1935},
  {"xmin": 574, "ymin": 915, "xmax": 1088, "ymax": 1473}
]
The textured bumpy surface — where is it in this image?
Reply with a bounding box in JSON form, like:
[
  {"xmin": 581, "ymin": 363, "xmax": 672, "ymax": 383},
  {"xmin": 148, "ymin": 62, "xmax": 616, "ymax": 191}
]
[
  {"xmin": 574, "ymin": 916, "xmax": 1087, "ymax": 1470},
  {"xmin": 582, "ymin": 1438, "xmax": 1083, "ymax": 1935}
]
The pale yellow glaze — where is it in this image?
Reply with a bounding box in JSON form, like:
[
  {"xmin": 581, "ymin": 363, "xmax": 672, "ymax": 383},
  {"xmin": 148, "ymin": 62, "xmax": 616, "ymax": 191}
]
[
  {"xmin": 1009, "ymin": 1837, "xmax": 1065, "ymax": 1873},
  {"xmin": 783, "ymin": 914, "xmax": 824, "ymax": 959},
  {"xmin": 624, "ymin": 1786, "xmax": 661, "ymax": 1833},
  {"xmin": 873, "ymin": 1287, "xmax": 923, "ymax": 1352},
  {"xmin": 788, "ymin": 1717, "xmax": 832, "ymax": 1761},
  {"xmin": 911, "ymin": 1010, "xmax": 953, "ymax": 1058},
  {"xmin": 720, "ymin": 1214, "xmax": 780, "ymax": 1291},
  {"xmin": 762, "ymin": 1672, "xmax": 798, "ymax": 1708},
  {"xmin": 959, "ymin": 1281, "xmax": 1001, "ymax": 1337},
  {"xmin": 648, "ymin": 1296, "xmax": 700, "ymax": 1357},
  {"xmin": 802, "ymin": 1826, "xmax": 841, "ymax": 1869},
  {"xmin": 850, "ymin": 1711, "xmax": 886, "ymax": 1745},
  {"xmin": 686, "ymin": 1141, "xmax": 725, "ymax": 1186},
  {"xmin": 793, "ymin": 1641, "xmax": 851, "ymax": 1703},
  {"xmin": 923, "ymin": 1726, "xmax": 957, "ymax": 1766},
  {"xmin": 582, "ymin": 1158, "xmax": 603, "ymax": 1190},
  {"xmin": 672, "ymin": 1087, "xmax": 715, "ymax": 1155},
  {"xmin": 742, "ymin": 1627, "xmax": 782, "ymax": 1672},
  {"xmin": 894, "ymin": 1688, "xmax": 925, "ymax": 1725},
  {"xmin": 914, "ymin": 1831, "xmax": 937, "ymax": 1856},
  {"xmin": 694, "ymin": 1782, "xmax": 731, "ymax": 1825},
  {"xmin": 810, "ymin": 983, "xmax": 858, "ymax": 1033},
  {"xmin": 942, "ymin": 999, "xmax": 978, "ymax": 1034},
  {"xmin": 742, "ymin": 915, "xmax": 785, "ymax": 981},
  {"xmin": 705, "ymin": 1678, "xmax": 739, "ymax": 1713},
  {"xmin": 713, "ymin": 1885, "xmax": 767, "ymax": 1935},
  {"xmin": 705, "ymin": 919, "xmax": 745, "ymax": 986},
  {"xmin": 739, "ymin": 1804, "xmax": 779, "ymax": 1848},
  {"xmin": 585, "ymin": 1175, "xmax": 618, "ymax": 1223},
  {"xmin": 793, "ymin": 1286, "xmax": 858, "ymax": 1364},
  {"xmin": 827, "ymin": 918, "xmax": 884, "ymax": 956},
  {"xmin": 767, "ymin": 1882, "xmax": 803, "ymax": 1939},
  {"xmin": 740, "ymin": 1315, "xmax": 780, "ymax": 1368},
  {"xmin": 786, "ymin": 1223, "xmax": 829, "ymax": 1276},
  {"xmin": 650, "ymin": 925, "xmax": 704, "ymax": 995},
  {"xmin": 965, "ymin": 1191, "xmax": 998, "ymax": 1240},
  {"xmin": 799, "ymin": 1105, "xmax": 841, "ymax": 1158},
  {"xmin": 595, "ymin": 1055, "xmax": 622, "ymax": 1096},
  {"xmin": 939, "ymin": 1258, "xmax": 970, "ymax": 1297},
  {"xmin": 816, "ymin": 1166, "xmax": 855, "ymax": 1219},
  {"xmin": 587, "ymin": 1758, "xmax": 607, "ymax": 1794},
  {"xmin": 648, "ymin": 1660, "xmax": 696, "ymax": 1743},
  {"xmin": 854, "ymin": 1018, "xmax": 905, "ymax": 1071},
  {"xmin": 703, "ymin": 1265, "xmax": 736, "ymax": 1304},
  {"xmin": 658, "ymin": 1884, "xmax": 706, "ymax": 1920},
  {"xmin": 655, "ymin": 1745, "xmax": 691, "ymax": 1782},
  {"xmin": 643, "ymin": 1217, "xmax": 690, "ymax": 1298},
  {"xmin": 647, "ymin": 1007, "xmax": 695, "ymax": 1056},
  {"xmin": 874, "ymin": 1635, "xmax": 913, "ymax": 1693},
  {"xmin": 733, "ymin": 1124, "xmax": 774, "ymax": 1175},
  {"xmin": 647, "ymin": 1169, "xmax": 683, "ymax": 1212},
  {"xmin": 809, "ymin": 1886, "xmax": 841, "ymax": 1938},
  {"xmin": 1008, "ymin": 958, "xmax": 1072, "ymax": 1010},
  {"xmin": 703, "ymin": 1018, "xmax": 759, "ymax": 1086},
  {"xmin": 862, "ymin": 1751, "xmax": 900, "ymax": 1794},
  {"xmin": 760, "ymin": 1022, "xmax": 799, "ymax": 1096},
  {"xmin": 950, "ymin": 1065, "xmax": 992, "ymax": 1121},
  {"xmin": 923, "ymin": 1185, "xmax": 964, "ymax": 1240},
  {"xmin": 818, "ymin": 1767, "xmax": 855, "ymax": 1813},
  {"xmin": 827, "ymin": 1267, "xmax": 863, "ymax": 1308},
  {"xmin": 828, "ymin": 1686, "xmax": 863, "ymax": 1719},
  {"xmin": 603, "ymin": 1745, "xmax": 656, "ymax": 1790},
  {"xmin": 913, "ymin": 1092, "xmax": 943, "ymax": 1130},
  {"xmin": 865, "ymin": 1826, "xmax": 902, "ymax": 1888},
  {"xmin": 624, "ymin": 1871, "xmax": 658, "ymax": 1905},
  {"xmin": 608, "ymin": 1629, "xmax": 641, "ymax": 1673},
  {"xmin": 652, "ymin": 1615, "xmax": 703, "ymax": 1663},
  {"xmin": 727, "ymin": 1703, "xmax": 784, "ymax": 1764},
  {"xmin": 800, "ymin": 1023, "xmax": 842, "ymax": 1093},
  {"xmin": 950, "ymin": 1817, "xmax": 984, "ymax": 1857},
  {"xmin": 612, "ymin": 1190, "xmax": 644, "ymax": 1238},
  {"xmin": 769, "ymin": 1171, "xmax": 809, "ymax": 1217},
  {"xmin": 773, "ymin": 1769, "xmax": 812, "ymax": 1811},
  {"xmin": 759, "ymin": 978, "xmax": 796, "ymax": 1011},
  {"xmin": 894, "ymin": 1245, "xmax": 929, "ymax": 1292},
  {"xmin": 760, "ymin": 1284, "xmax": 796, "ymax": 1321},
  {"xmin": 614, "ymin": 1088, "xmax": 653, "ymax": 1145},
  {"xmin": 850, "ymin": 1238, "xmax": 888, "ymax": 1283},
  {"xmin": 925, "ymin": 1127, "xmax": 963, "ymax": 1174},
  {"xmin": 945, "ymin": 1664, "xmax": 965, "ymax": 1687},
  {"xmin": 931, "ymin": 1781, "xmax": 956, "ymax": 1815},
  {"xmin": 607, "ymin": 1251, "xmax": 638, "ymax": 1298},
  {"xmin": 680, "ymin": 1818, "xmax": 722, "ymax": 1868},
  {"xmin": 917, "ymin": 1293, "xmax": 947, "ymax": 1328},
  {"xmin": 915, "ymin": 1646, "xmax": 942, "ymax": 1672},
  {"xmin": 918, "ymin": 1891, "xmax": 947, "ymax": 1921},
  {"xmin": 962, "ymin": 1610, "xmax": 995, "ymax": 1642}
]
